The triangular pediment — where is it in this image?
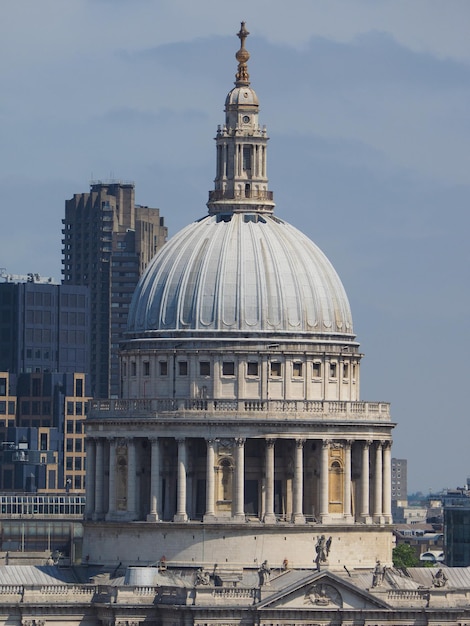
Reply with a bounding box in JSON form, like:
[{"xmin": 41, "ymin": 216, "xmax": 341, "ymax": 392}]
[{"xmin": 256, "ymin": 570, "xmax": 390, "ymax": 611}]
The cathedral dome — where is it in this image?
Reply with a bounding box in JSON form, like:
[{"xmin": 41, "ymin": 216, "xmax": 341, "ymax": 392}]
[
  {"xmin": 225, "ymin": 86, "xmax": 259, "ymax": 108},
  {"xmin": 127, "ymin": 22, "xmax": 353, "ymax": 341},
  {"xmin": 127, "ymin": 212, "xmax": 353, "ymax": 337}
]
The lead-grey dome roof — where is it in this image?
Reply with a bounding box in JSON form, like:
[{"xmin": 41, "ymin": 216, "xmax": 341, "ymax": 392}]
[{"xmin": 127, "ymin": 212, "xmax": 354, "ymax": 337}]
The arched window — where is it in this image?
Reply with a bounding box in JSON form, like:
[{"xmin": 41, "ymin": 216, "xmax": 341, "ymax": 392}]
[
  {"xmin": 219, "ymin": 458, "xmax": 233, "ymax": 502},
  {"xmin": 329, "ymin": 460, "xmax": 343, "ymax": 512}
]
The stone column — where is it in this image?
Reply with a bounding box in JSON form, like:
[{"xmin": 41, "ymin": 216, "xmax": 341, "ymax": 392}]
[
  {"xmin": 106, "ymin": 438, "xmax": 117, "ymax": 520},
  {"xmin": 343, "ymin": 440, "xmax": 353, "ymax": 522},
  {"xmin": 293, "ymin": 439, "xmax": 305, "ymax": 523},
  {"xmin": 147, "ymin": 437, "xmax": 160, "ymax": 522},
  {"xmin": 127, "ymin": 438, "xmax": 137, "ymax": 518},
  {"xmin": 373, "ymin": 441, "xmax": 383, "ymax": 522},
  {"xmin": 174, "ymin": 438, "xmax": 188, "ymax": 522},
  {"xmin": 85, "ymin": 438, "xmax": 96, "ymax": 520},
  {"xmin": 382, "ymin": 441, "xmax": 392, "ymax": 523},
  {"xmin": 264, "ymin": 439, "xmax": 276, "ymax": 523},
  {"xmin": 320, "ymin": 440, "xmax": 330, "ymax": 521},
  {"xmin": 94, "ymin": 438, "xmax": 104, "ymax": 520},
  {"xmin": 233, "ymin": 438, "xmax": 245, "ymax": 521},
  {"xmin": 204, "ymin": 439, "xmax": 216, "ymax": 521},
  {"xmin": 163, "ymin": 460, "xmax": 171, "ymax": 520},
  {"xmin": 360, "ymin": 441, "xmax": 371, "ymax": 523}
]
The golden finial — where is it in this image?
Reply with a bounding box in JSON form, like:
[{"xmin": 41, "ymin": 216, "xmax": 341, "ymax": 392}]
[{"xmin": 235, "ymin": 22, "xmax": 250, "ymax": 86}]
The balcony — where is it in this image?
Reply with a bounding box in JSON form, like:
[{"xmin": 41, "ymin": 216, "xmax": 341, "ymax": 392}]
[
  {"xmin": 208, "ymin": 189, "xmax": 273, "ymax": 202},
  {"xmin": 89, "ymin": 398, "xmax": 391, "ymax": 422}
]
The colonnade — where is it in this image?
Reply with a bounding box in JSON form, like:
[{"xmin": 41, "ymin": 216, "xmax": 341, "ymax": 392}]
[{"xmin": 84, "ymin": 436, "xmax": 392, "ymax": 525}]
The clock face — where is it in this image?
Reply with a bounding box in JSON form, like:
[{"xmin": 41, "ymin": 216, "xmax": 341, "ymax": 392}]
[{"xmin": 242, "ymin": 115, "xmax": 250, "ymax": 123}]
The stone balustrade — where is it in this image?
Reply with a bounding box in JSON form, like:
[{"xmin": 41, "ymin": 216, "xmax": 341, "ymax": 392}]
[{"xmin": 89, "ymin": 398, "xmax": 390, "ymax": 422}]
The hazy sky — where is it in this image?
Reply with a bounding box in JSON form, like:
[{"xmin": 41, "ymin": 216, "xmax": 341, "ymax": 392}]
[{"xmin": 1, "ymin": 0, "xmax": 469, "ymax": 493}]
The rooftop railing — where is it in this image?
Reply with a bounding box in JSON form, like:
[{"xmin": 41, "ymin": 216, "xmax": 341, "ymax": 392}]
[
  {"xmin": 89, "ymin": 398, "xmax": 390, "ymax": 421},
  {"xmin": 208, "ymin": 189, "xmax": 274, "ymax": 202}
]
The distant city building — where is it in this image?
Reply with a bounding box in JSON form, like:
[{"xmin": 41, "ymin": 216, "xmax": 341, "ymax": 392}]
[
  {"xmin": 0, "ymin": 278, "xmax": 90, "ymax": 376},
  {"xmin": 62, "ymin": 181, "xmax": 167, "ymax": 398},
  {"xmin": 0, "ymin": 371, "xmax": 90, "ymax": 493},
  {"xmin": 391, "ymin": 457, "xmax": 407, "ymax": 503},
  {"xmin": 0, "ymin": 493, "xmax": 85, "ymax": 561},
  {"xmin": 444, "ymin": 489, "xmax": 470, "ymax": 566}
]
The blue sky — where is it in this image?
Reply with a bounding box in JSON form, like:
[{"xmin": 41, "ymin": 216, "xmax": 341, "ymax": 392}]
[{"xmin": 1, "ymin": 0, "xmax": 469, "ymax": 492}]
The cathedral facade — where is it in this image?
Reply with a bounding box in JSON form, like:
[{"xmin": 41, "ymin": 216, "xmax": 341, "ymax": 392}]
[{"xmin": 82, "ymin": 22, "xmax": 394, "ymax": 572}]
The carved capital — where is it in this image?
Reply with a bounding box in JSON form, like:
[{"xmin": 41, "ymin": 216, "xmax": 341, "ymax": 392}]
[
  {"xmin": 330, "ymin": 441, "xmax": 343, "ymax": 450},
  {"xmin": 266, "ymin": 438, "xmax": 275, "ymax": 448},
  {"xmin": 235, "ymin": 437, "xmax": 246, "ymax": 447}
]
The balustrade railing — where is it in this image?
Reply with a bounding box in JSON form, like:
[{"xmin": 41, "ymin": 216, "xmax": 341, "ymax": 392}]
[
  {"xmin": 90, "ymin": 398, "xmax": 390, "ymax": 421},
  {"xmin": 208, "ymin": 189, "xmax": 273, "ymax": 202}
]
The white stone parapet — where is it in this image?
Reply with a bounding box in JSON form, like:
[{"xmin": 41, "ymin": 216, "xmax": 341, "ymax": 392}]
[{"xmin": 89, "ymin": 398, "xmax": 390, "ymax": 421}]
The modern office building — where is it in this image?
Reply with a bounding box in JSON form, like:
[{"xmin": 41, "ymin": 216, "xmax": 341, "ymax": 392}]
[
  {"xmin": 0, "ymin": 277, "xmax": 90, "ymax": 376},
  {"xmin": 444, "ymin": 490, "xmax": 470, "ymax": 566},
  {"xmin": 0, "ymin": 371, "xmax": 91, "ymax": 493},
  {"xmin": 62, "ymin": 181, "xmax": 167, "ymax": 398}
]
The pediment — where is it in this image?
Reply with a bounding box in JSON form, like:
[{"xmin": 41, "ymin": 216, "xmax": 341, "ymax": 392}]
[{"xmin": 256, "ymin": 571, "xmax": 390, "ymax": 611}]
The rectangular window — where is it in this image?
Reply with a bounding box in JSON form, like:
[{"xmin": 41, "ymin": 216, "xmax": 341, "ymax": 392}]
[
  {"xmin": 66, "ymin": 457, "xmax": 73, "ymax": 470},
  {"xmin": 66, "ymin": 421, "xmax": 74, "ymax": 434},
  {"xmin": 343, "ymin": 363, "xmax": 349, "ymax": 378},
  {"xmin": 32, "ymin": 378, "xmax": 41, "ymax": 396},
  {"xmin": 75, "ymin": 402, "xmax": 83, "ymax": 416},
  {"xmin": 0, "ymin": 401, "xmax": 6, "ymax": 414},
  {"xmin": 312, "ymin": 362, "xmax": 321, "ymax": 378},
  {"xmin": 243, "ymin": 145, "xmax": 252, "ymax": 171},
  {"xmin": 75, "ymin": 457, "xmax": 82, "ymax": 471},
  {"xmin": 0, "ymin": 377, "xmax": 6, "ymax": 396},
  {"xmin": 159, "ymin": 361, "xmax": 168, "ymax": 376},
  {"xmin": 40, "ymin": 433, "xmax": 48, "ymax": 451},
  {"xmin": 75, "ymin": 440, "xmax": 82, "ymax": 453},
  {"xmin": 222, "ymin": 362, "xmax": 235, "ymax": 376},
  {"xmin": 178, "ymin": 361, "xmax": 188, "ymax": 376},
  {"xmin": 247, "ymin": 362, "xmax": 259, "ymax": 377},
  {"xmin": 143, "ymin": 361, "xmax": 150, "ymax": 376},
  {"xmin": 330, "ymin": 362, "xmax": 337, "ymax": 378},
  {"xmin": 270, "ymin": 362, "xmax": 282, "ymax": 377},
  {"xmin": 75, "ymin": 378, "xmax": 83, "ymax": 397},
  {"xmin": 293, "ymin": 362, "xmax": 303, "ymax": 377},
  {"xmin": 67, "ymin": 401, "xmax": 74, "ymax": 415},
  {"xmin": 131, "ymin": 362, "xmax": 137, "ymax": 376},
  {"xmin": 66, "ymin": 438, "xmax": 73, "ymax": 452},
  {"xmin": 199, "ymin": 361, "xmax": 210, "ymax": 376},
  {"xmin": 122, "ymin": 362, "xmax": 127, "ymax": 377}
]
